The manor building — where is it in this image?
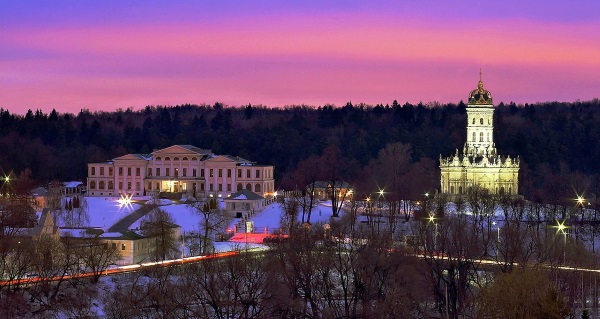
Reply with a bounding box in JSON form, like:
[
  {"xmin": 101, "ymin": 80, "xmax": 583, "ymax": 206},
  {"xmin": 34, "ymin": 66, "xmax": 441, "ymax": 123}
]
[
  {"xmin": 87, "ymin": 145, "xmax": 275, "ymax": 199},
  {"xmin": 439, "ymin": 76, "xmax": 519, "ymax": 196}
]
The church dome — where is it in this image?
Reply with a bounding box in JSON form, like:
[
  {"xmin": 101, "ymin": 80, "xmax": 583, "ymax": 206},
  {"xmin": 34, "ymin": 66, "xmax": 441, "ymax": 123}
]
[{"xmin": 468, "ymin": 79, "xmax": 493, "ymax": 105}]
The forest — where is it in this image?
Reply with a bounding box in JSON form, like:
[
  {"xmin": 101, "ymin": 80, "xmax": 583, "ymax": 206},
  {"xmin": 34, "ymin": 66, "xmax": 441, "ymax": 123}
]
[{"xmin": 1, "ymin": 98, "xmax": 600, "ymax": 203}]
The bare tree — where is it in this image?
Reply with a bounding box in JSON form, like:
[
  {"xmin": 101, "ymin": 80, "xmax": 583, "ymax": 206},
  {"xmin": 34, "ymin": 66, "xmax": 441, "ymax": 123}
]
[
  {"xmin": 188, "ymin": 198, "xmax": 232, "ymax": 255},
  {"xmin": 140, "ymin": 208, "xmax": 179, "ymax": 261},
  {"xmin": 75, "ymin": 235, "xmax": 120, "ymax": 283}
]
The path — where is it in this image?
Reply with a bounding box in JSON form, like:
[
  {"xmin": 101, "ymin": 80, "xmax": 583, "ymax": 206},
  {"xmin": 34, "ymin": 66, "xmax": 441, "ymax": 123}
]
[{"xmin": 107, "ymin": 202, "xmax": 156, "ymax": 233}]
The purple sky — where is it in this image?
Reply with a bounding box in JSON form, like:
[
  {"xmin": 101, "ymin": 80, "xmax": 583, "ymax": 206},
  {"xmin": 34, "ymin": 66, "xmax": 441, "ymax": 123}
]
[{"xmin": 1, "ymin": 1, "xmax": 599, "ymax": 114}]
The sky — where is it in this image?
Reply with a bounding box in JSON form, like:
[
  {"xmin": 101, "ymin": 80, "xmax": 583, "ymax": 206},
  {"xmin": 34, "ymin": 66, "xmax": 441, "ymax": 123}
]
[{"xmin": 1, "ymin": 1, "xmax": 600, "ymax": 114}]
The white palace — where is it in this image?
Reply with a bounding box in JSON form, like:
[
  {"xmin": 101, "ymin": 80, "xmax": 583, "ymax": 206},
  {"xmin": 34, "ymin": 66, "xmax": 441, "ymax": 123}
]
[
  {"xmin": 439, "ymin": 76, "xmax": 520, "ymax": 196},
  {"xmin": 86, "ymin": 145, "xmax": 275, "ymax": 199}
]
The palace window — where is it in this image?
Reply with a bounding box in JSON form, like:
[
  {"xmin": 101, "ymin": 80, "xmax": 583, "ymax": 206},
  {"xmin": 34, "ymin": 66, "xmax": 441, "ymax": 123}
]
[
  {"xmin": 109, "ymin": 167, "xmax": 113, "ymax": 176},
  {"xmin": 100, "ymin": 167, "xmax": 104, "ymax": 175},
  {"xmin": 166, "ymin": 168, "xmax": 170, "ymax": 177},
  {"xmin": 119, "ymin": 167, "xmax": 123, "ymax": 176},
  {"xmin": 480, "ymin": 118, "xmax": 483, "ymax": 125},
  {"xmin": 218, "ymin": 169, "xmax": 222, "ymax": 178},
  {"xmin": 108, "ymin": 181, "xmax": 114, "ymax": 189},
  {"xmin": 227, "ymin": 184, "xmax": 231, "ymax": 191},
  {"xmin": 200, "ymin": 169, "xmax": 204, "ymax": 177},
  {"xmin": 256, "ymin": 170, "xmax": 260, "ymax": 178},
  {"xmin": 183, "ymin": 168, "xmax": 187, "ymax": 177},
  {"xmin": 136, "ymin": 167, "xmax": 140, "ymax": 176},
  {"xmin": 210, "ymin": 169, "xmax": 214, "ymax": 177},
  {"xmin": 90, "ymin": 181, "xmax": 96, "ymax": 189},
  {"xmin": 91, "ymin": 167, "xmax": 96, "ymax": 176},
  {"xmin": 238, "ymin": 169, "xmax": 242, "ymax": 178},
  {"xmin": 246, "ymin": 170, "xmax": 250, "ymax": 178},
  {"xmin": 227, "ymin": 169, "xmax": 231, "ymax": 178},
  {"xmin": 99, "ymin": 181, "xmax": 105, "ymax": 190},
  {"xmin": 156, "ymin": 168, "xmax": 160, "ymax": 176},
  {"xmin": 193, "ymin": 169, "xmax": 197, "ymax": 177},
  {"xmin": 480, "ymin": 132, "xmax": 484, "ymax": 142},
  {"xmin": 255, "ymin": 184, "xmax": 261, "ymax": 192},
  {"xmin": 127, "ymin": 167, "xmax": 131, "ymax": 176},
  {"xmin": 147, "ymin": 168, "xmax": 152, "ymax": 176},
  {"xmin": 218, "ymin": 184, "xmax": 222, "ymax": 191}
]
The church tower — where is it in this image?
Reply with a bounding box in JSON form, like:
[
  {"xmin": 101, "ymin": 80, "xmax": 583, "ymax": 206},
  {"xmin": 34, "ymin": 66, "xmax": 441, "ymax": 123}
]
[
  {"xmin": 439, "ymin": 74, "xmax": 519, "ymax": 196},
  {"xmin": 465, "ymin": 72, "xmax": 496, "ymax": 156}
]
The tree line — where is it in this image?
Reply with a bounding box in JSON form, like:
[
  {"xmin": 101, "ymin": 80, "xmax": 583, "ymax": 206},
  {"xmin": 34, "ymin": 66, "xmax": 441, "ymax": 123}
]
[{"xmin": 1, "ymin": 98, "xmax": 600, "ymax": 201}]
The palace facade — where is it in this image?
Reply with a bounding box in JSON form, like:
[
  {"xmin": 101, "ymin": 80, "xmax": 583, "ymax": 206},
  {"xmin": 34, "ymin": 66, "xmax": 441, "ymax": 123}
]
[
  {"xmin": 87, "ymin": 145, "xmax": 275, "ymax": 199},
  {"xmin": 439, "ymin": 77, "xmax": 519, "ymax": 196}
]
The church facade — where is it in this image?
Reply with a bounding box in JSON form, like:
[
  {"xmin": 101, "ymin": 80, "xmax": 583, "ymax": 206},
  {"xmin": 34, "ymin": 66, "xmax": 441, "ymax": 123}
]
[{"xmin": 439, "ymin": 77, "xmax": 519, "ymax": 196}]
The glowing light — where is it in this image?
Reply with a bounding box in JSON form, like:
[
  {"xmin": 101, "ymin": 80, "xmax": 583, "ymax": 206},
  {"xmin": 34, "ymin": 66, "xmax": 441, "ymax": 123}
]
[
  {"xmin": 4, "ymin": 176, "xmax": 9, "ymax": 182},
  {"xmin": 554, "ymin": 219, "xmax": 568, "ymax": 234},
  {"xmin": 378, "ymin": 189, "xmax": 385, "ymax": 197},
  {"xmin": 425, "ymin": 192, "xmax": 429, "ymax": 198},
  {"xmin": 274, "ymin": 191, "xmax": 278, "ymax": 197},
  {"xmin": 576, "ymin": 195, "xmax": 585, "ymax": 206},
  {"xmin": 428, "ymin": 214, "xmax": 435, "ymax": 223},
  {"xmin": 366, "ymin": 197, "xmax": 371, "ymax": 202},
  {"xmin": 117, "ymin": 194, "xmax": 134, "ymax": 210}
]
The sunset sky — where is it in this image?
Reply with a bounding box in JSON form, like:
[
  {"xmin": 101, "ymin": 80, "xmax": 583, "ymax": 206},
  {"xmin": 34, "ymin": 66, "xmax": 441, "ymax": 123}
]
[{"xmin": 1, "ymin": 1, "xmax": 599, "ymax": 114}]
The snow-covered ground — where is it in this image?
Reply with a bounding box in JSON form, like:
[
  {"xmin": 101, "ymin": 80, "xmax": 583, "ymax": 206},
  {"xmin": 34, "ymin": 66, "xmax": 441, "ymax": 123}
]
[
  {"xmin": 73, "ymin": 197, "xmax": 140, "ymax": 230},
  {"xmin": 66, "ymin": 196, "xmax": 342, "ymax": 236}
]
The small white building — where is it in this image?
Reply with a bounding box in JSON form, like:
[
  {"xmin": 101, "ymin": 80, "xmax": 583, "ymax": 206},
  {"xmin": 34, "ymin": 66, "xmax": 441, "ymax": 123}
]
[{"xmin": 224, "ymin": 189, "xmax": 266, "ymax": 219}]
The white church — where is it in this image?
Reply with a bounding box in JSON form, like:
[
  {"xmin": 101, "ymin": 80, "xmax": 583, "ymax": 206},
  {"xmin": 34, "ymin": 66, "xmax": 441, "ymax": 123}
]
[{"xmin": 439, "ymin": 75, "xmax": 520, "ymax": 196}]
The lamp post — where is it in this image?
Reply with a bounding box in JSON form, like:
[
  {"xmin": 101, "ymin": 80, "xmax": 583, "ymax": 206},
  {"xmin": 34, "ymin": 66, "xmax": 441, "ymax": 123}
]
[
  {"xmin": 577, "ymin": 195, "xmax": 585, "ymax": 221},
  {"xmin": 556, "ymin": 220, "xmax": 568, "ymax": 264},
  {"xmin": 428, "ymin": 214, "xmax": 438, "ymax": 251}
]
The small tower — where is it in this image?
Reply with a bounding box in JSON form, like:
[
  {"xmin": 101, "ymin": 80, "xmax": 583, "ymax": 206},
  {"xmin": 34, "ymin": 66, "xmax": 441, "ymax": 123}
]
[{"xmin": 465, "ymin": 71, "xmax": 496, "ymax": 156}]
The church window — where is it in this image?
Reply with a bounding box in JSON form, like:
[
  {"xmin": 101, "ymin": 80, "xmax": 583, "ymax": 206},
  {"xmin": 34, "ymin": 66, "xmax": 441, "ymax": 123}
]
[
  {"xmin": 472, "ymin": 118, "xmax": 475, "ymax": 124},
  {"xmin": 459, "ymin": 186, "xmax": 463, "ymax": 194},
  {"xmin": 480, "ymin": 118, "xmax": 483, "ymax": 125},
  {"xmin": 450, "ymin": 186, "xmax": 455, "ymax": 194},
  {"xmin": 480, "ymin": 132, "xmax": 484, "ymax": 142},
  {"xmin": 472, "ymin": 132, "xmax": 476, "ymax": 141}
]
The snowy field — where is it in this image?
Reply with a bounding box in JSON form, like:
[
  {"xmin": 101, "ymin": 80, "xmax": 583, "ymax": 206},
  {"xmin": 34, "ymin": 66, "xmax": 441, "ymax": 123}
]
[
  {"xmin": 69, "ymin": 197, "xmax": 140, "ymax": 230},
  {"xmin": 81, "ymin": 196, "xmax": 341, "ymax": 234}
]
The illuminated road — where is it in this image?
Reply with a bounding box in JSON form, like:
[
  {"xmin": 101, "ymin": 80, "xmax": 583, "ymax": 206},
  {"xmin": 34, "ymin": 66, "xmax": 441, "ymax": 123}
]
[{"xmin": 0, "ymin": 248, "xmax": 267, "ymax": 287}]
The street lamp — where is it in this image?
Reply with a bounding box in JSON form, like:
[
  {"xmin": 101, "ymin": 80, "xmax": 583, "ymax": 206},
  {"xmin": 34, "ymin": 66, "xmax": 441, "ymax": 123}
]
[
  {"xmin": 577, "ymin": 195, "xmax": 586, "ymax": 221},
  {"xmin": 428, "ymin": 214, "xmax": 438, "ymax": 250},
  {"xmin": 555, "ymin": 220, "xmax": 568, "ymax": 264}
]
